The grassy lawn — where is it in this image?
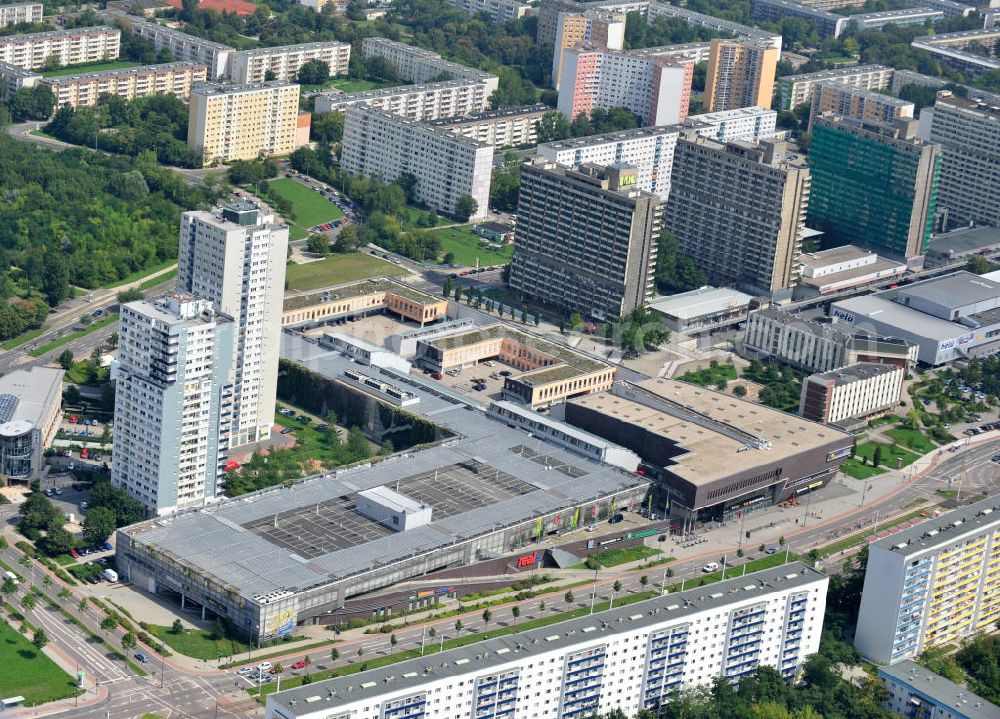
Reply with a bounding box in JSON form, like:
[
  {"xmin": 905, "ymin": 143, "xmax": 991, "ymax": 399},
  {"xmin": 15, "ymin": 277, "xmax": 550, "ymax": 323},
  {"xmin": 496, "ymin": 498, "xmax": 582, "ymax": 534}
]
[
  {"xmin": 29, "ymin": 314, "xmax": 118, "ymax": 357},
  {"xmin": 65, "ymin": 359, "xmax": 110, "ymax": 385},
  {"xmin": 840, "ymin": 458, "xmax": 887, "ymax": 480},
  {"xmin": 101, "ymin": 259, "xmax": 176, "ymax": 290},
  {"xmin": 855, "ymin": 440, "xmax": 921, "ymax": 470},
  {"xmin": 884, "ymin": 427, "xmax": 938, "ymax": 455},
  {"xmin": 137, "ymin": 267, "xmax": 178, "ymax": 291},
  {"xmin": 585, "ymin": 545, "xmax": 661, "ymax": 568},
  {"xmin": 149, "ymin": 625, "xmax": 253, "ymax": 660},
  {"xmin": 690, "ymin": 553, "xmax": 797, "ymax": 586},
  {"xmin": 677, "ymin": 364, "xmax": 738, "ymax": 386},
  {"xmin": 1, "ymin": 326, "xmax": 47, "ymax": 351},
  {"xmin": 430, "ymin": 226, "xmax": 513, "ymax": 267},
  {"xmin": 41, "ymin": 60, "xmax": 140, "ymax": 77},
  {"xmin": 817, "ymin": 507, "xmax": 931, "ymax": 558},
  {"xmin": 267, "ymin": 178, "xmax": 344, "ymax": 231},
  {"xmin": 284, "ymin": 253, "xmax": 405, "ymax": 291},
  {"xmin": 0, "ymin": 618, "xmax": 80, "ymax": 706},
  {"xmin": 868, "ymin": 414, "xmax": 903, "ymax": 428}
]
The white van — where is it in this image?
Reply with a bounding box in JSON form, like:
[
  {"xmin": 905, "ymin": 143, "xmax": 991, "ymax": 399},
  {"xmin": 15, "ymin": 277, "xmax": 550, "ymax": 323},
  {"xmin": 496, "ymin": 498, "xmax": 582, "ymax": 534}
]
[
  {"xmin": 102, "ymin": 568, "xmax": 118, "ymax": 583},
  {"xmin": 3, "ymin": 570, "xmax": 17, "ymax": 585},
  {"xmin": 701, "ymin": 562, "xmax": 720, "ymax": 573}
]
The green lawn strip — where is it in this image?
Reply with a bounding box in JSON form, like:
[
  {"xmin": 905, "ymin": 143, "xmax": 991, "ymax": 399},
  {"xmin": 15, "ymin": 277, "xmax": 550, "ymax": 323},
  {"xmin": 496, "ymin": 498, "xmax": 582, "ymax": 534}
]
[
  {"xmin": 138, "ymin": 267, "xmax": 178, "ymax": 291},
  {"xmin": 840, "ymin": 459, "xmax": 887, "ymax": 480},
  {"xmin": 149, "ymin": 624, "xmax": 255, "ymax": 660},
  {"xmin": 267, "ymin": 178, "xmax": 344, "ymax": 229},
  {"xmin": 884, "ymin": 427, "xmax": 939, "ymax": 454},
  {"xmin": 430, "ymin": 226, "xmax": 513, "ymax": 267},
  {"xmin": 64, "ymin": 359, "xmax": 110, "ymax": 385},
  {"xmin": 102, "ymin": 259, "xmax": 176, "ymax": 290},
  {"xmin": 853, "ymin": 441, "xmax": 921, "ymax": 470},
  {"xmin": 284, "ymin": 253, "xmax": 405, "ymax": 291},
  {"xmin": 41, "ymin": 60, "xmax": 140, "ymax": 77},
  {"xmin": 586, "ymin": 545, "xmax": 661, "ymax": 568},
  {"xmin": 1, "ymin": 326, "xmax": 47, "ymax": 351},
  {"xmin": 219, "ymin": 641, "xmax": 335, "ymax": 670},
  {"xmin": 677, "ymin": 364, "xmax": 738, "ymax": 386},
  {"xmin": 29, "ymin": 314, "xmax": 118, "ymax": 357},
  {"xmin": 0, "ymin": 557, "xmax": 23, "ymax": 581},
  {"xmin": 288, "ymin": 225, "xmax": 307, "ymax": 241},
  {"xmin": 0, "ymin": 617, "xmax": 80, "ymax": 706},
  {"xmin": 250, "ymin": 592, "xmax": 658, "ymax": 700},
  {"xmin": 816, "ymin": 508, "xmax": 931, "ymax": 558}
]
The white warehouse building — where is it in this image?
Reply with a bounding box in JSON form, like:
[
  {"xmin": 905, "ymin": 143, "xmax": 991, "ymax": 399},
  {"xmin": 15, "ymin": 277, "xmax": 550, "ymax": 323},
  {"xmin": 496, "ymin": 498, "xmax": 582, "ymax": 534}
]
[
  {"xmin": 266, "ymin": 563, "xmax": 828, "ymax": 719},
  {"xmin": 341, "ymin": 105, "xmax": 491, "ymax": 219}
]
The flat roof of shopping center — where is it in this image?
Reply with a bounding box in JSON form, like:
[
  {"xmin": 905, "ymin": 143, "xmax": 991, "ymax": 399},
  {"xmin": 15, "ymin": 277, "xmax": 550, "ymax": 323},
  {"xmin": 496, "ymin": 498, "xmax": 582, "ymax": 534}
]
[
  {"xmin": 569, "ymin": 379, "xmax": 852, "ymax": 484},
  {"xmin": 283, "ymin": 278, "xmax": 438, "ymax": 311},
  {"xmin": 121, "ymin": 333, "xmax": 645, "ymax": 598}
]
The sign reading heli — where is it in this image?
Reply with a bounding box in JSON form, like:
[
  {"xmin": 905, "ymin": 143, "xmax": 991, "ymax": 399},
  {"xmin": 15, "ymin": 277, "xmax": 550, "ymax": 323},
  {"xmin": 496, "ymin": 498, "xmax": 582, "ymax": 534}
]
[{"xmin": 516, "ymin": 551, "xmax": 539, "ymax": 568}]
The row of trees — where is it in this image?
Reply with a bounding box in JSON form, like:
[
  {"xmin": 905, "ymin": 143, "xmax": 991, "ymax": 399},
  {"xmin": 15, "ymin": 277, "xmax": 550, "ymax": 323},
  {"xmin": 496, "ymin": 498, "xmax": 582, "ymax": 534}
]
[{"xmin": 535, "ymin": 108, "xmax": 643, "ymax": 144}]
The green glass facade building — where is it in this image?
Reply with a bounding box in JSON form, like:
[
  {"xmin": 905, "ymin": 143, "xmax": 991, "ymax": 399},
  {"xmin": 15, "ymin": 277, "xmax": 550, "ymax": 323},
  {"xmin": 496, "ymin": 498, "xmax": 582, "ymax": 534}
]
[{"xmin": 806, "ymin": 114, "xmax": 941, "ymax": 260}]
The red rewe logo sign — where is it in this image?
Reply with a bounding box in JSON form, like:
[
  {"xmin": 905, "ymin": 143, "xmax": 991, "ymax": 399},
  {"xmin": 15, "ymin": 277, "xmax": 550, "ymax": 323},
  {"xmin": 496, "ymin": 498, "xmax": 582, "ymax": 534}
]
[{"xmin": 516, "ymin": 552, "xmax": 538, "ymax": 568}]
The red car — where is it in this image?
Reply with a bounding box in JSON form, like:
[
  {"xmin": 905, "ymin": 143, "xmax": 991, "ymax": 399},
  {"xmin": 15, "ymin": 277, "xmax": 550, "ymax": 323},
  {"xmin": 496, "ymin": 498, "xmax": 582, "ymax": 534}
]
[
  {"xmin": 69, "ymin": 549, "xmax": 80, "ymax": 558},
  {"xmin": 291, "ymin": 660, "xmax": 308, "ymax": 670}
]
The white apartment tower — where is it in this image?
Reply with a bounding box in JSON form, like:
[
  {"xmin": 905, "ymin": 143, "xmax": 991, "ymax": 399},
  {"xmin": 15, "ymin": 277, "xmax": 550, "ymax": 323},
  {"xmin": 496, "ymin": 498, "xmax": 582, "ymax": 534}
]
[
  {"xmin": 179, "ymin": 202, "xmax": 288, "ymax": 448},
  {"xmin": 112, "ymin": 295, "xmax": 234, "ymax": 516}
]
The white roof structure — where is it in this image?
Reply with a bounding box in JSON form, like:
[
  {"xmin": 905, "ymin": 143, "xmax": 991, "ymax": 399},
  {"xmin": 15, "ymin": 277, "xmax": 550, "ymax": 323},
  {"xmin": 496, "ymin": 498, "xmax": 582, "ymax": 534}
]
[{"xmin": 649, "ymin": 287, "xmax": 754, "ymax": 321}]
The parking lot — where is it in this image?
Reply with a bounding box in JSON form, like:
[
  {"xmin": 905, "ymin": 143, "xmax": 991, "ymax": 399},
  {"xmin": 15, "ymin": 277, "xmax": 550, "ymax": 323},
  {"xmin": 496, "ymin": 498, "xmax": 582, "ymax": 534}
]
[{"xmin": 434, "ymin": 360, "xmax": 517, "ymax": 403}]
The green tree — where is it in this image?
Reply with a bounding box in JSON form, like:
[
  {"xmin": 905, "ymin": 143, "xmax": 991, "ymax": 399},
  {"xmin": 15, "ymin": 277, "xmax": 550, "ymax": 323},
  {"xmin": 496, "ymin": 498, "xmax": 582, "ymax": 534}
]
[
  {"xmin": 564, "ymin": 590, "xmax": 575, "ymax": 604},
  {"xmin": 330, "ymin": 647, "xmax": 340, "ymax": 663},
  {"xmin": 639, "ymin": 575, "xmax": 649, "ymax": 588},
  {"xmin": 733, "ymin": 384, "xmax": 748, "ymax": 398},
  {"xmin": 873, "ymin": 445, "xmax": 883, "ymax": 467},
  {"xmin": 121, "ymin": 631, "xmax": 137, "ymax": 650},
  {"xmin": 82, "ymin": 506, "xmax": 116, "ymax": 547},
  {"xmin": 389, "ymin": 633, "xmax": 398, "ymax": 653},
  {"xmin": 39, "ymin": 527, "xmax": 75, "ymax": 557},
  {"xmin": 171, "ymin": 619, "xmax": 183, "ymax": 634},
  {"xmin": 306, "ymin": 234, "xmax": 330, "ymax": 255},
  {"xmin": 21, "ymin": 593, "xmax": 36, "ymax": 610},
  {"xmin": 58, "ymin": 350, "xmax": 74, "ymax": 370},
  {"xmin": 454, "ymin": 194, "xmax": 478, "ymax": 222},
  {"xmin": 511, "ymin": 605, "xmax": 520, "ymax": 624},
  {"xmin": 1, "ymin": 577, "xmax": 16, "ymax": 596},
  {"xmin": 454, "ymin": 619, "xmax": 463, "ymax": 632},
  {"xmin": 297, "ymin": 59, "xmax": 330, "ymax": 85},
  {"xmin": 100, "ymin": 615, "xmax": 118, "ymax": 634},
  {"xmin": 481, "ymin": 608, "xmax": 491, "ymax": 629},
  {"xmin": 613, "ymin": 580, "xmax": 623, "ymax": 593},
  {"xmin": 32, "ymin": 628, "xmax": 48, "ymax": 650}
]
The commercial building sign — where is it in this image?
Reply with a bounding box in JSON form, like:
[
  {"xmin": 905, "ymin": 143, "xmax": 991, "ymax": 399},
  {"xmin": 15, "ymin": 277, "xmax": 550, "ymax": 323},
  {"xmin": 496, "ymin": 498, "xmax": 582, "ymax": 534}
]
[
  {"xmin": 827, "ymin": 446, "xmax": 852, "ymax": 461},
  {"xmin": 516, "ymin": 551, "xmax": 539, "ymax": 568},
  {"xmin": 831, "ymin": 308, "xmax": 856, "ymax": 323}
]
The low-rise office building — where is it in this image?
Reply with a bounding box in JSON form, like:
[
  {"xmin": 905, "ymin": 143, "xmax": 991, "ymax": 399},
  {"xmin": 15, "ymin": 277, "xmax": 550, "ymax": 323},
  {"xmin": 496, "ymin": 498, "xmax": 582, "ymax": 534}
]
[
  {"xmin": 0, "ymin": 3, "xmax": 42, "ymax": 27},
  {"xmin": 228, "ymin": 41, "xmax": 350, "ymax": 83},
  {"xmin": 879, "ymin": 661, "xmax": 1000, "ymax": 719},
  {"xmin": 340, "ymin": 105, "xmax": 491, "ymax": 220},
  {"xmin": 743, "ymin": 307, "xmax": 917, "ymax": 372},
  {"xmin": 559, "ymin": 379, "xmax": 854, "ymax": 521},
  {"xmin": 808, "ymin": 82, "xmax": 914, "ymax": 132},
  {"xmin": 318, "ymin": 333, "xmax": 413, "ymax": 375},
  {"xmin": 683, "ymin": 106, "xmax": 777, "ymax": 143},
  {"xmin": 41, "ymin": 61, "xmax": 207, "ymax": 108},
  {"xmin": 795, "ymin": 245, "xmax": 908, "ymax": 298},
  {"xmin": 131, "ymin": 20, "xmax": 233, "ymax": 78},
  {"xmin": 647, "ymin": 286, "xmax": 754, "ymax": 334},
  {"xmin": 0, "ymin": 26, "xmax": 120, "ymax": 71},
  {"xmin": 777, "ymin": 64, "xmax": 894, "ymax": 111},
  {"xmin": 429, "ymin": 104, "xmax": 550, "ymax": 147},
  {"xmin": 414, "ymin": 324, "xmax": 616, "ymax": 409},
  {"xmin": 265, "ymin": 563, "xmax": 828, "ymax": 719},
  {"xmin": 282, "ymin": 278, "xmax": 448, "ymax": 328},
  {"xmin": 799, "ymin": 362, "xmax": 904, "ymax": 428},
  {"xmin": 925, "ymin": 226, "xmax": 1000, "ymax": 269},
  {"xmin": 315, "ymin": 79, "xmax": 493, "ymax": 121},
  {"xmin": 0, "ymin": 367, "xmax": 64, "ymax": 482},
  {"xmin": 830, "ymin": 271, "xmax": 1000, "ymax": 365},
  {"xmin": 855, "ymin": 496, "xmax": 1000, "ymax": 664},
  {"xmin": 487, "ymin": 400, "xmax": 641, "ymax": 471},
  {"xmin": 536, "ymin": 125, "xmax": 680, "ymax": 200},
  {"xmin": 188, "ymin": 81, "xmax": 303, "ymax": 164}
]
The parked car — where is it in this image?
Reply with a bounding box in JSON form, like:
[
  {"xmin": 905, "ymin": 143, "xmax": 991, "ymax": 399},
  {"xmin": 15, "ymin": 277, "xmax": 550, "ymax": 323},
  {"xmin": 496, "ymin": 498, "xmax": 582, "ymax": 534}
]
[
  {"xmin": 135, "ymin": 651, "xmax": 149, "ymax": 663},
  {"xmin": 101, "ymin": 541, "xmax": 113, "ymax": 551},
  {"xmin": 766, "ymin": 546, "xmax": 780, "ymax": 555},
  {"xmin": 258, "ymin": 662, "xmax": 272, "ymax": 672},
  {"xmin": 291, "ymin": 660, "xmax": 308, "ymax": 670},
  {"xmin": 69, "ymin": 549, "xmax": 80, "ymax": 558},
  {"xmin": 608, "ymin": 513, "xmax": 624, "ymax": 524},
  {"xmin": 702, "ymin": 562, "xmax": 720, "ymax": 573},
  {"xmin": 280, "ymin": 427, "xmax": 295, "ymax": 434}
]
